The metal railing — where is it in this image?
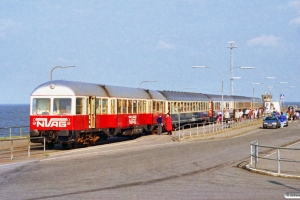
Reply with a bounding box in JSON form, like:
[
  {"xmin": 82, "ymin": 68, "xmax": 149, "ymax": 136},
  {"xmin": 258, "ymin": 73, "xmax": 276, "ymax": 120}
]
[
  {"xmin": 175, "ymin": 118, "xmax": 261, "ymax": 139},
  {"xmin": 250, "ymin": 140, "xmax": 300, "ymax": 174},
  {"xmin": 0, "ymin": 126, "xmax": 30, "ymax": 139},
  {"xmin": 0, "ymin": 137, "xmax": 45, "ymax": 160}
]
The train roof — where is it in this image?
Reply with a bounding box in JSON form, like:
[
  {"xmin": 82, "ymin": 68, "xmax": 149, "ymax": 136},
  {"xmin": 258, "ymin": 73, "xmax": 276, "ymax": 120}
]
[
  {"xmin": 203, "ymin": 94, "xmax": 235, "ymax": 101},
  {"xmin": 158, "ymin": 90, "xmax": 210, "ymax": 101},
  {"xmin": 31, "ymin": 80, "xmax": 262, "ymax": 102},
  {"xmin": 31, "ymin": 80, "xmax": 108, "ymax": 96},
  {"xmin": 31, "ymin": 80, "xmax": 166, "ymax": 100},
  {"xmin": 231, "ymin": 95, "xmax": 252, "ymax": 102}
]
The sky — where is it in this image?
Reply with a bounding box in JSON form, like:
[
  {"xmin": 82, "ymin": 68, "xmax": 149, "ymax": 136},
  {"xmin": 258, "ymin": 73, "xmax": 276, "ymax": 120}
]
[{"xmin": 0, "ymin": 0, "xmax": 299, "ymax": 104}]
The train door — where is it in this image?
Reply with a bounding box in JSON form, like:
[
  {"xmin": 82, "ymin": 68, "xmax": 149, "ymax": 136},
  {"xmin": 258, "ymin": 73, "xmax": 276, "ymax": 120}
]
[
  {"xmin": 89, "ymin": 96, "xmax": 96, "ymax": 128},
  {"xmin": 209, "ymin": 101, "xmax": 213, "ymax": 112}
]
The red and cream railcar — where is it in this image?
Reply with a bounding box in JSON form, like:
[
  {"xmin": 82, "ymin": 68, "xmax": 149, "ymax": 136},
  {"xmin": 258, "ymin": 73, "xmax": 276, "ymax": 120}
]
[{"xmin": 30, "ymin": 80, "xmax": 166, "ymax": 149}]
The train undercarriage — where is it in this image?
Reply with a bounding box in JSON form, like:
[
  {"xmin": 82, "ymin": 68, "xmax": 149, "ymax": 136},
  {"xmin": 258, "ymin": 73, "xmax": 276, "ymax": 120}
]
[{"xmin": 30, "ymin": 125, "xmax": 154, "ymax": 149}]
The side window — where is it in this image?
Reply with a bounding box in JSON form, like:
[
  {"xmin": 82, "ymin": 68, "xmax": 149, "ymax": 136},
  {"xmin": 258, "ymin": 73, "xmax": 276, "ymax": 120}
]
[
  {"xmin": 102, "ymin": 98, "xmax": 108, "ymax": 114},
  {"xmin": 53, "ymin": 98, "xmax": 71, "ymax": 115},
  {"xmin": 86, "ymin": 98, "xmax": 89, "ymax": 114},
  {"xmin": 111, "ymin": 99, "xmax": 116, "ymax": 114},
  {"xmin": 137, "ymin": 100, "xmax": 141, "ymax": 113},
  {"xmin": 96, "ymin": 98, "xmax": 101, "ymax": 114},
  {"xmin": 128, "ymin": 100, "xmax": 132, "ymax": 114},
  {"xmin": 32, "ymin": 98, "xmax": 50, "ymax": 115},
  {"xmin": 133, "ymin": 100, "xmax": 137, "ymax": 114},
  {"xmin": 76, "ymin": 98, "xmax": 84, "ymax": 114},
  {"xmin": 153, "ymin": 101, "xmax": 157, "ymax": 113},
  {"xmin": 147, "ymin": 100, "xmax": 152, "ymax": 113},
  {"xmin": 117, "ymin": 99, "xmax": 122, "ymax": 113},
  {"xmin": 123, "ymin": 99, "xmax": 128, "ymax": 114},
  {"xmin": 118, "ymin": 99, "xmax": 128, "ymax": 114}
]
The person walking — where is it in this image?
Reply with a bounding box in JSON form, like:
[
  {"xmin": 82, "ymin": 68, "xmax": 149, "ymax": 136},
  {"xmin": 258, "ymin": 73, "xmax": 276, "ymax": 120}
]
[
  {"xmin": 208, "ymin": 109, "xmax": 213, "ymax": 123},
  {"xmin": 245, "ymin": 108, "xmax": 250, "ymax": 119},
  {"xmin": 235, "ymin": 109, "xmax": 240, "ymax": 123},
  {"xmin": 224, "ymin": 109, "xmax": 230, "ymax": 123},
  {"xmin": 157, "ymin": 114, "xmax": 163, "ymax": 135},
  {"xmin": 248, "ymin": 109, "xmax": 253, "ymax": 120},
  {"xmin": 165, "ymin": 114, "xmax": 172, "ymax": 135},
  {"xmin": 279, "ymin": 112, "xmax": 286, "ymax": 128},
  {"xmin": 239, "ymin": 109, "xmax": 244, "ymax": 122}
]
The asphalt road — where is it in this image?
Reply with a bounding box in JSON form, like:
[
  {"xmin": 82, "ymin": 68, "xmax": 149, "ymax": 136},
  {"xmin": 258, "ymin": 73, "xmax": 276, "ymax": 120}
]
[{"xmin": 0, "ymin": 121, "xmax": 300, "ymax": 200}]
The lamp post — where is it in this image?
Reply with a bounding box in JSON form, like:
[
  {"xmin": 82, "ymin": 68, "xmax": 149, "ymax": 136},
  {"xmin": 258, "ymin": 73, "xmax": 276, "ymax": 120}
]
[
  {"xmin": 192, "ymin": 66, "xmax": 224, "ymax": 129},
  {"xmin": 139, "ymin": 80, "xmax": 157, "ymax": 88},
  {"xmin": 279, "ymin": 85, "xmax": 295, "ymax": 109},
  {"xmin": 50, "ymin": 66, "xmax": 75, "ymax": 81},
  {"xmin": 232, "ymin": 76, "xmax": 258, "ymax": 109},
  {"xmin": 227, "ymin": 66, "xmax": 255, "ymax": 95},
  {"xmin": 227, "ymin": 41, "xmax": 237, "ymax": 95}
]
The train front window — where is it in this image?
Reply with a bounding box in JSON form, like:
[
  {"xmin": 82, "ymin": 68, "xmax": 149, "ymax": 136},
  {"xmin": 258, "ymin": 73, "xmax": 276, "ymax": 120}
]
[
  {"xmin": 53, "ymin": 98, "xmax": 71, "ymax": 115},
  {"xmin": 32, "ymin": 98, "xmax": 50, "ymax": 115}
]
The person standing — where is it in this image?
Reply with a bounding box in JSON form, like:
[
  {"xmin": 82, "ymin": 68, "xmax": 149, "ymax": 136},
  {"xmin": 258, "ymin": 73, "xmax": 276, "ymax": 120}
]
[
  {"xmin": 248, "ymin": 109, "xmax": 253, "ymax": 120},
  {"xmin": 235, "ymin": 109, "xmax": 240, "ymax": 122},
  {"xmin": 157, "ymin": 114, "xmax": 163, "ymax": 135},
  {"xmin": 279, "ymin": 112, "xmax": 286, "ymax": 128},
  {"xmin": 224, "ymin": 109, "xmax": 230, "ymax": 123},
  {"xmin": 208, "ymin": 109, "xmax": 213, "ymax": 123},
  {"xmin": 245, "ymin": 108, "xmax": 250, "ymax": 119},
  {"xmin": 239, "ymin": 109, "xmax": 244, "ymax": 122},
  {"xmin": 165, "ymin": 114, "xmax": 172, "ymax": 135}
]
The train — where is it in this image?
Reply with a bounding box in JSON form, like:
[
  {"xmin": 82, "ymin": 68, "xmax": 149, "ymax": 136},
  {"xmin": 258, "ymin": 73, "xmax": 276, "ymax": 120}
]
[{"xmin": 29, "ymin": 80, "xmax": 263, "ymax": 149}]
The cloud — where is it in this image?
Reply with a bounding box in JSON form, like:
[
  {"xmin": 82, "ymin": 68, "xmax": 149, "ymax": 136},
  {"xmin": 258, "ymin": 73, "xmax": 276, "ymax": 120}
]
[
  {"xmin": 289, "ymin": 16, "xmax": 300, "ymax": 25},
  {"xmin": 246, "ymin": 35, "xmax": 281, "ymax": 47},
  {"xmin": 0, "ymin": 18, "xmax": 21, "ymax": 38},
  {"xmin": 57, "ymin": 57, "xmax": 69, "ymax": 63},
  {"xmin": 288, "ymin": 1, "xmax": 300, "ymax": 11},
  {"xmin": 287, "ymin": 1, "xmax": 300, "ymax": 25},
  {"xmin": 156, "ymin": 40, "xmax": 175, "ymax": 50}
]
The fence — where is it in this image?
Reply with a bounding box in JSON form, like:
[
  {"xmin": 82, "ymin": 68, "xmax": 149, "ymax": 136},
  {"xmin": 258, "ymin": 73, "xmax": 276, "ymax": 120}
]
[
  {"xmin": 175, "ymin": 118, "xmax": 260, "ymax": 139},
  {"xmin": 0, "ymin": 126, "xmax": 30, "ymax": 139},
  {"xmin": 0, "ymin": 137, "xmax": 46, "ymax": 161},
  {"xmin": 250, "ymin": 140, "xmax": 300, "ymax": 174}
]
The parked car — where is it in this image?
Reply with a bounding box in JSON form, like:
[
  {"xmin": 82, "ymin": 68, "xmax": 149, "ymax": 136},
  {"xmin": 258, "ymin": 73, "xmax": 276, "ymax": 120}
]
[
  {"xmin": 263, "ymin": 116, "xmax": 281, "ymax": 129},
  {"xmin": 283, "ymin": 118, "xmax": 289, "ymax": 127}
]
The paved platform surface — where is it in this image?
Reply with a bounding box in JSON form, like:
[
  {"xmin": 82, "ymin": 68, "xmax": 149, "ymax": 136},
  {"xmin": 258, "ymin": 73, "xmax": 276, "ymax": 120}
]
[{"xmin": 1, "ymin": 119, "xmax": 300, "ymax": 179}]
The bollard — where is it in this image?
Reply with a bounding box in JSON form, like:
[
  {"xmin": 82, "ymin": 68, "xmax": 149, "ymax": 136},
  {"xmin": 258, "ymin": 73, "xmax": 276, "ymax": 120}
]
[
  {"xmin": 10, "ymin": 140, "xmax": 13, "ymax": 160},
  {"xmin": 28, "ymin": 138, "xmax": 30, "ymax": 158},
  {"xmin": 277, "ymin": 148, "xmax": 280, "ymax": 174}
]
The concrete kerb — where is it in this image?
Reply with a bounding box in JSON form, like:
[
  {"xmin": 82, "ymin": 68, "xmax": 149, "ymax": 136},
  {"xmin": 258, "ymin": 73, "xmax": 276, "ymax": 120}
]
[{"xmin": 244, "ymin": 164, "xmax": 300, "ymax": 179}]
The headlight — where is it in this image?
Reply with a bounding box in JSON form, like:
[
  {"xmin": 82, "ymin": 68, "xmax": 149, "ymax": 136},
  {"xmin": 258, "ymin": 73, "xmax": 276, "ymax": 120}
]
[{"xmin": 272, "ymin": 122, "xmax": 277, "ymax": 125}]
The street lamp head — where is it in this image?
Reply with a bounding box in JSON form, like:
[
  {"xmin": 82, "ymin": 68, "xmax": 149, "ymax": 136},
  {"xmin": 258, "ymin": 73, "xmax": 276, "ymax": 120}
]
[
  {"xmin": 50, "ymin": 65, "xmax": 75, "ymax": 81},
  {"xmin": 231, "ymin": 76, "xmax": 242, "ymax": 79},
  {"xmin": 279, "ymin": 82, "xmax": 288, "ymax": 84},
  {"xmin": 253, "ymin": 82, "xmax": 261, "ymax": 85},
  {"xmin": 192, "ymin": 66, "xmax": 206, "ymax": 68},
  {"xmin": 139, "ymin": 80, "xmax": 157, "ymax": 88},
  {"xmin": 266, "ymin": 77, "xmax": 277, "ymax": 79},
  {"xmin": 240, "ymin": 66, "xmax": 255, "ymax": 69}
]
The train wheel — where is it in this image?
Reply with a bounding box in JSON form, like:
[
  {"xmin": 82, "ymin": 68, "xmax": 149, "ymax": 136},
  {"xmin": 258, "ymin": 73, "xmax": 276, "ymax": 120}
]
[
  {"xmin": 47, "ymin": 142, "xmax": 55, "ymax": 150},
  {"xmin": 62, "ymin": 143, "xmax": 68, "ymax": 149}
]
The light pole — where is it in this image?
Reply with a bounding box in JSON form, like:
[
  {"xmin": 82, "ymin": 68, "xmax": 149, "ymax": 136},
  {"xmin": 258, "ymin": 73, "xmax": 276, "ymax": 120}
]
[
  {"xmin": 50, "ymin": 66, "xmax": 75, "ymax": 81},
  {"xmin": 227, "ymin": 41, "xmax": 237, "ymax": 95},
  {"xmin": 227, "ymin": 66, "xmax": 255, "ymax": 95},
  {"xmin": 232, "ymin": 76, "xmax": 258, "ymax": 109},
  {"xmin": 280, "ymin": 86, "xmax": 296, "ymax": 108},
  {"xmin": 192, "ymin": 66, "xmax": 224, "ymax": 129},
  {"xmin": 139, "ymin": 80, "xmax": 157, "ymax": 88}
]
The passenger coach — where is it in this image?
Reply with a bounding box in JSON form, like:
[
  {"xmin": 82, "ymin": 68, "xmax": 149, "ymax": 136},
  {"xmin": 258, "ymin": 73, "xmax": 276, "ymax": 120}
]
[{"xmin": 29, "ymin": 80, "xmax": 262, "ymax": 149}]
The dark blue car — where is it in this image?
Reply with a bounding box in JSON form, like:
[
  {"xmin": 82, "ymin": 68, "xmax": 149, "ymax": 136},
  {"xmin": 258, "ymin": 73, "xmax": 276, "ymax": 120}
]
[{"xmin": 263, "ymin": 115, "xmax": 281, "ymax": 129}]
